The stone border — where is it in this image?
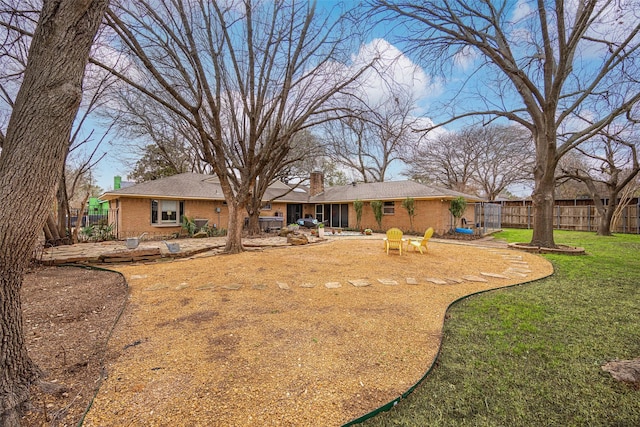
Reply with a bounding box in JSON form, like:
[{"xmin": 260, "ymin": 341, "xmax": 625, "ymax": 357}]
[{"xmin": 508, "ymin": 242, "xmax": 586, "ymax": 255}]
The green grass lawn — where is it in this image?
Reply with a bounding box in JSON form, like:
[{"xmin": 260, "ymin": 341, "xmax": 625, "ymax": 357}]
[{"xmin": 358, "ymin": 229, "xmax": 640, "ymax": 427}]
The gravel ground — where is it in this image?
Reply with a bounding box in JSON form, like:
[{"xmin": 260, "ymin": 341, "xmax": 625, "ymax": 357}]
[{"xmin": 77, "ymin": 238, "xmax": 553, "ymax": 427}]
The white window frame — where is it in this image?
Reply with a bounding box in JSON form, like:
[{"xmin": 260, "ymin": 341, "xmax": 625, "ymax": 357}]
[{"xmin": 151, "ymin": 199, "xmax": 183, "ymax": 226}]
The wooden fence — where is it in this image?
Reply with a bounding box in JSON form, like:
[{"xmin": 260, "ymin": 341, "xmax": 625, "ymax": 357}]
[{"xmin": 500, "ymin": 204, "xmax": 640, "ymax": 234}]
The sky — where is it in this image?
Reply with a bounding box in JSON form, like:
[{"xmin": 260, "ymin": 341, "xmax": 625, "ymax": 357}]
[
  {"xmin": 5, "ymin": 1, "xmax": 635, "ymax": 198},
  {"xmin": 85, "ymin": 0, "xmax": 538, "ymax": 196},
  {"xmin": 89, "ymin": 3, "xmax": 440, "ymax": 192}
]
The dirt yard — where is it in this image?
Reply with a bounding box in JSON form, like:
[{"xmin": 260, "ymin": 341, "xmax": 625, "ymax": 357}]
[{"xmin": 22, "ymin": 237, "xmax": 553, "ymax": 427}]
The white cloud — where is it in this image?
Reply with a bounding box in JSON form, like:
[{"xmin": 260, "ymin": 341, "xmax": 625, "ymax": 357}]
[
  {"xmin": 349, "ymin": 38, "xmax": 441, "ymax": 109},
  {"xmin": 452, "ymin": 45, "xmax": 478, "ymax": 71},
  {"xmin": 510, "ymin": 0, "xmax": 533, "ymax": 23}
]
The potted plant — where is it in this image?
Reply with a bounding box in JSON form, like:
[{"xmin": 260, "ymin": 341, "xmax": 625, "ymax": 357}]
[
  {"xmin": 317, "ymin": 222, "xmax": 325, "ymax": 238},
  {"xmin": 364, "ymin": 228, "xmax": 373, "ymax": 235}
]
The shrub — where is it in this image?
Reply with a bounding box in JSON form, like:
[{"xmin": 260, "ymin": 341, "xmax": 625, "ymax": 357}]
[{"xmin": 370, "ymin": 200, "xmax": 383, "ymax": 230}]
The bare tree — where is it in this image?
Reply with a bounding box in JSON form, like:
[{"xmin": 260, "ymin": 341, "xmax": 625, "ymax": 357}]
[
  {"xmin": 323, "ymin": 79, "xmax": 421, "ymax": 182},
  {"xmin": 129, "ymin": 143, "xmax": 191, "ymax": 182},
  {"xmin": 100, "ymin": 0, "xmax": 373, "ymax": 253},
  {"xmin": 276, "ymin": 130, "xmax": 325, "ymax": 185},
  {"xmin": 1, "ymin": 1, "xmax": 115, "ymax": 246},
  {"xmin": 408, "ymin": 127, "xmax": 482, "ymax": 194},
  {"xmin": 472, "ymin": 125, "xmax": 534, "ymax": 200},
  {"xmin": 109, "ymin": 89, "xmax": 211, "ymax": 181},
  {"xmin": 0, "ymin": 1, "xmax": 108, "ymax": 424},
  {"xmin": 559, "ymin": 125, "xmax": 640, "ymax": 236},
  {"xmin": 372, "ymin": 0, "xmax": 640, "ymax": 247}
]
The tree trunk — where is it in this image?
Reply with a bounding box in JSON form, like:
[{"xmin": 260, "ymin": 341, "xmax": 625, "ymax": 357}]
[
  {"xmin": 72, "ymin": 192, "xmax": 91, "ymax": 244},
  {"xmin": 56, "ymin": 174, "xmax": 71, "ymax": 242},
  {"xmin": 45, "ymin": 214, "xmax": 63, "ymax": 246},
  {"xmin": 247, "ymin": 212, "xmax": 261, "ymax": 236},
  {"xmin": 0, "ymin": 1, "xmax": 108, "ymax": 424},
  {"xmin": 43, "ymin": 218, "xmax": 54, "ymax": 244},
  {"xmin": 224, "ymin": 203, "xmax": 246, "ymax": 254},
  {"xmin": 597, "ymin": 194, "xmax": 618, "ymax": 237},
  {"xmin": 530, "ymin": 180, "xmax": 556, "ymax": 247},
  {"xmin": 530, "ymin": 137, "xmax": 557, "ymax": 248},
  {"xmin": 0, "ymin": 271, "xmax": 41, "ymax": 426}
]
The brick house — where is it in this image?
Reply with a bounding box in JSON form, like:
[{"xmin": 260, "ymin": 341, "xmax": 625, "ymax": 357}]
[{"xmin": 99, "ymin": 172, "xmax": 482, "ymax": 239}]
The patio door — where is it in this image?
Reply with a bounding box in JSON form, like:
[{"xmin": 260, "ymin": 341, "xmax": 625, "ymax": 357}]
[
  {"xmin": 286, "ymin": 204, "xmax": 303, "ymax": 224},
  {"xmin": 319, "ymin": 203, "xmax": 349, "ymax": 228}
]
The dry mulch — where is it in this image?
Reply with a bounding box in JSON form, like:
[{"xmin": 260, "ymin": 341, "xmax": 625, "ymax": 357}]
[
  {"xmin": 22, "ymin": 266, "xmax": 127, "ymax": 426},
  {"xmin": 22, "ymin": 237, "xmax": 553, "ymax": 427}
]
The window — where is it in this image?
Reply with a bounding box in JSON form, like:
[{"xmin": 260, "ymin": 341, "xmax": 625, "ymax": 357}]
[
  {"xmin": 383, "ymin": 201, "xmax": 395, "ymax": 215},
  {"xmin": 151, "ymin": 200, "xmax": 184, "ymax": 225},
  {"xmin": 315, "ymin": 205, "xmax": 323, "ymax": 223},
  {"xmin": 261, "ymin": 202, "xmax": 272, "ymax": 210}
]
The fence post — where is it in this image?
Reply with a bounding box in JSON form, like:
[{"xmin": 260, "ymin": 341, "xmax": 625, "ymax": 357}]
[{"xmin": 623, "ymin": 205, "xmax": 628, "ymax": 233}]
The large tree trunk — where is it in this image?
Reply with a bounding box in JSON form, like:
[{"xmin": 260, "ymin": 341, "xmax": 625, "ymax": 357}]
[
  {"xmin": 530, "ymin": 180, "xmax": 556, "ymax": 247},
  {"xmin": 247, "ymin": 212, "xmax": 261, "ymax": 236},
  {"xmin": 225, "ymin": 203, "xmax": 246, "ymax": 254},
  {"xmin": 597, "ymin": 194, "xmax": 618, "ymax": 237},
  {"xmin": 0, "ymin": 1, "xmax": 108, "ymax": 424},
  {"xmin": 0, "ymin": 271, "xmax": 40, "ymax": 426},
  {"xmin": 530, "ymin": 135, "xmax": 557, "ymax": 248},
  {"xmin": 246, "ymin": 197, "xmax": 262, "ymax": 236}
]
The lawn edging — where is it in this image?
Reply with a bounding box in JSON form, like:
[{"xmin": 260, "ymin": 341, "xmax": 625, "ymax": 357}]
[
  {"xmin": 59, "ymin": 264, "xmax": 130, "ymax": 427},
  {"xmin": 341, "ymin": 269, "xmax": 555, "ymax": 427}
]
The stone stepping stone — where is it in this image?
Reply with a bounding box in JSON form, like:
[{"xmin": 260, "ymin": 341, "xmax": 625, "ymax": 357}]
[
  {"xmin": 349, "ymin": 279, "xmax": 371, "ymax": 287},
  {"xmin": 377, "ymin": 279, "xmax": 399, "ymax": 286},
  {"xmin": 324, "ymin": 282, "xmax": 341, "ymax": 289},
  {"xmin": 405, "ymin": 278, "xmax": 419, "ymax": 285},
  {"xmin": 277, "ymin": 282, "xmax": 291, "ymax": 290},
  {"xmin": 175, "ymin": 282, "xmax": 189, "ymax": 290},
  {"xmin": 462, "ymin": 275, "xmax": 488, "ymax": 282},
  {"xmin": 502, "ymin": 255, "xmax": 523, "ymax": 260},
  {"xmin": 480, "ymin": 272, "xmax": 510, "ymax": 279},
  {"xmin": 510, "ymin": 261, "xmax": 530, "ymax": 266},
  {"xmin": 299, "ymin": 282, "xmax": 317, "ymax": 288},
  {"xmin": 425, "ymin": 277, "xmax": 448, "ymax": 285},
  {"xmin": 503, "ymin": 269, "xmax": 528, "ymax": 278},
  {"xmin": 144, "ymin": 283, "xmax": 168, "ymax": 291},
  {"xmin": 196, "ymin": 284, "xmax": 216, "ymax": 290},
  {"xmin": 252, "ymin": 284, "xmax": 267, "ymax": 290},
  {"xmin": 445, "ymin": 277, "xmax": 464, "ymax": 284},
  {"xmin": 130, "ymin": 274, "xmax": 148, "ymax": 280},
  {"xmin": 509, "ymin": 267, "xmax": 532, "ymax": 273},
  {"xmin": 221, "ymin": 283, "xmax": 242, "ymax": 290}
]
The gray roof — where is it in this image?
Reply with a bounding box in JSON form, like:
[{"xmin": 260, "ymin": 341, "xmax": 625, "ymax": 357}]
[
  {"xmin": 100, "ymin": 172, "xmax": 308, "ymax": 202},
  {"xmin": 100, "ymin": 173, "xmax": 482, "ymax": 203},
  {"xmin": 310, "ymin": 180, "xmax": 483, "ymax": 203},
  {"xmin": 100, "ymin": 173, "xmax": 224, "ymax": 200}
]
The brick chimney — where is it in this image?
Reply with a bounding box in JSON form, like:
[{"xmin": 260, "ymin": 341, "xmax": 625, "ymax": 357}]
[{"xmin": 310, "ymin": 170, "xmax": 324, "ymax": 196}]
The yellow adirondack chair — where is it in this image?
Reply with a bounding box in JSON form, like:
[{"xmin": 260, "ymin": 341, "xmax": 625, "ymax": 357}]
[
  {"xmin": 408, "ymin": 227, "xmax": 434, "ymax": 254},
  {"xmin": 384, "ymin": 227, "xmax": 404, "ymax": 255}
]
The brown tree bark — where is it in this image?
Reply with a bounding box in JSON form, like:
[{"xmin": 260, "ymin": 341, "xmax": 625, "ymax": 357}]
[
  {"xmin": 225, "ymin": 203, "xmax": 246, "ymax": 254},
  {"xmin": 528, "ymin": 126, "xmax": 559, "ymax": 248},
  {"xmin": 0, "ymin": 0, "xmax": 109, "ymax": 424}
]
